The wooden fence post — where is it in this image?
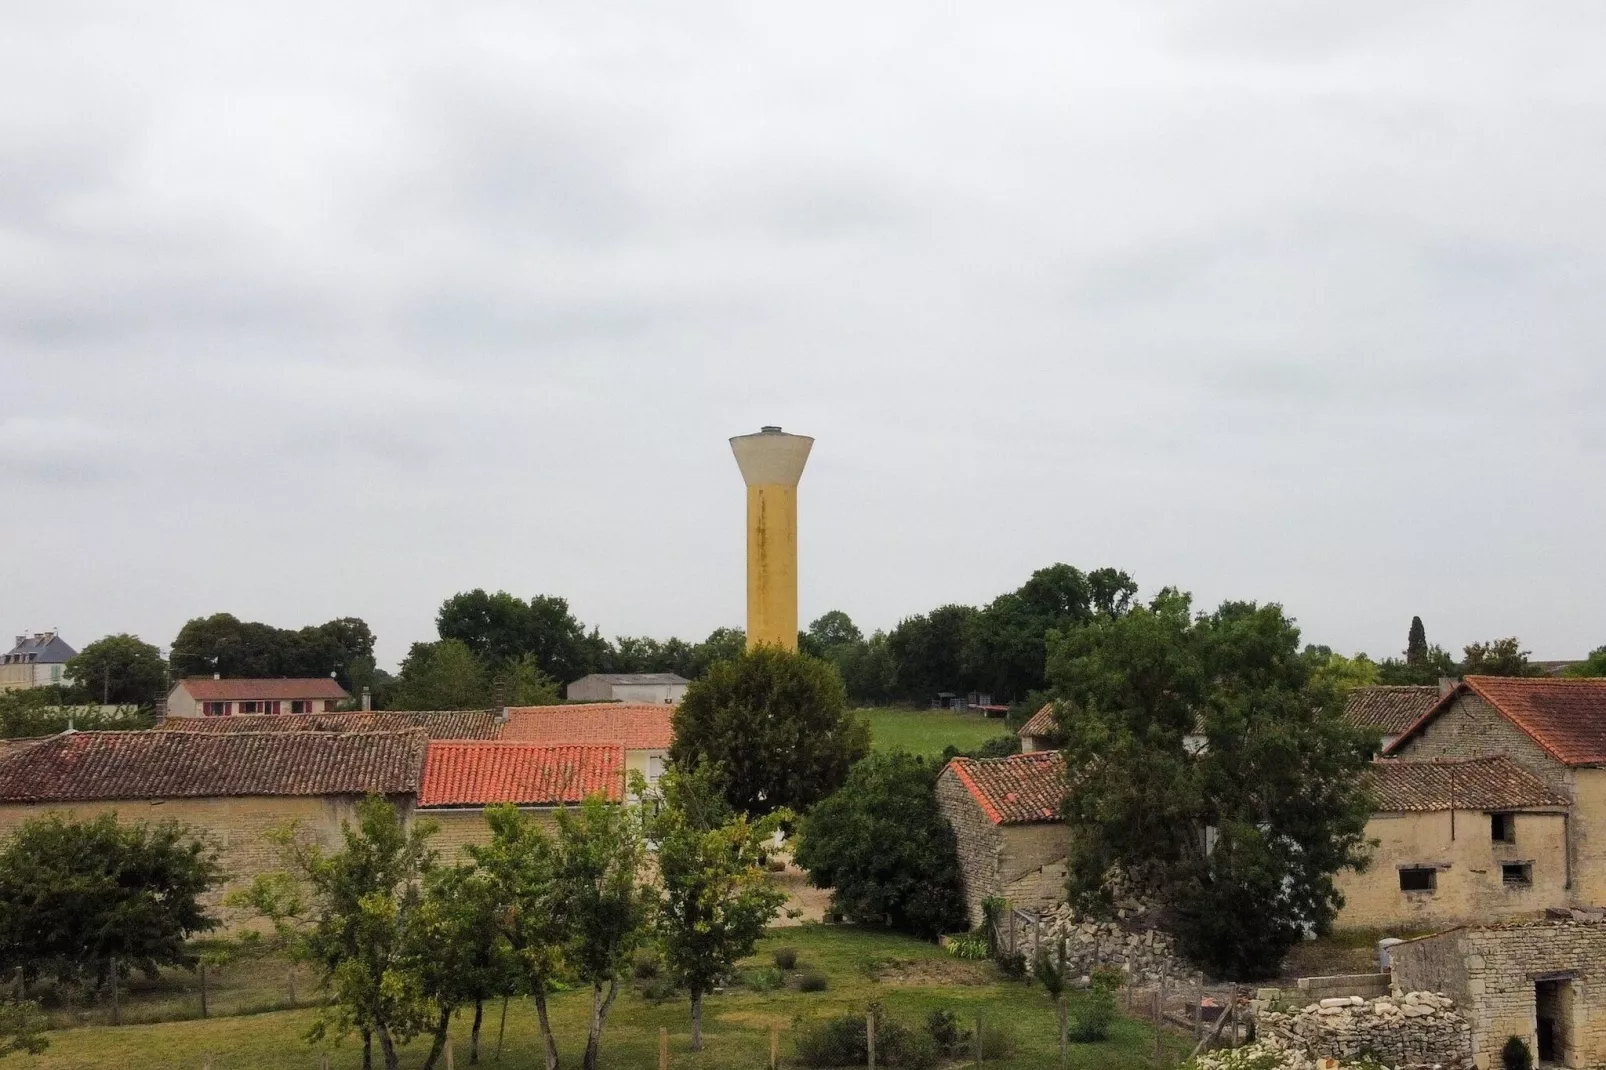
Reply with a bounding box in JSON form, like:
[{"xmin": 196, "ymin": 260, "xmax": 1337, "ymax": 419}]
[
  {"xmin": 1155, "ymin": 964, "xmax": 1167, "ymax": 1063},
  {"xmin": 975, "ymin": 1016, "xmax": 983, "ymax": 1069},
  {"xmin": 445, "ymin": 1039, "xmax": 455, "ymax": 1070},
  {"xmin": 770, "ymin": 1024, "xmax": 780, "ymax": 1070},
  {"xmin": 867, "ymin": 1010, "xmax": 876, "ymax": 1069},
  {"xmin": 287, "ymin": 965, "xmax": 297, "ymax": 1006},
  {"xmin": 1194, "ymin": 975, "xmax": 1203, "ymax": 1040},
  {"xmin": 496, "ymin": 996, "xmax": 508, "ymax": 1062},
  {"xmin": 199, "ymin": 960, "xmax": 209, "ymax": 1019},
  {"xmin": 321, "ymin": 1054, "xmax": 330, "ymax": 1070},
  {"xmin": 659, "ymin": 1025, "xmax": 668, "ymax": 1070},
  {"xmin": 109, "ymin": 956, "xmax": 120, "ymax": 1026}
]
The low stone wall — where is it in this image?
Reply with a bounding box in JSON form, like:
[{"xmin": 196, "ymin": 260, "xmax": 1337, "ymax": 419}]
[
  {"xmin": 1296, "ymin": 973, "xmax": 1392, "ymax": 1002},
  {"xmin": 1008, "ymin": 902, "xmax": 1184, "ymax": 985},
  {"xmin": 1254, "ymin": 991, "xmax": 1473, "ymax": 1069}
]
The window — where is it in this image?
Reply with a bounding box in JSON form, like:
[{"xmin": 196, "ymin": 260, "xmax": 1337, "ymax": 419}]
[
  {"xmin": 238, "ymin": 701, "xmax": 263, "ymax": 714},
  {"xmin": 1502, "ymin": 863, "xmax": 1533, "ymax": 887},
  {"xmin": 1399, "ymin": 867, "xmax": 1437, "ymax": 892},
  {"xmin": 290, "ymin": 700, "xmax": 311, "ymax": 714},
  {"xmin": 1492, "ymin": 813, "xmax": 1516, "ymax": 843},
  {"xmin": 204, "ymin": 701, "xmax": 229, "ymax": 717}
]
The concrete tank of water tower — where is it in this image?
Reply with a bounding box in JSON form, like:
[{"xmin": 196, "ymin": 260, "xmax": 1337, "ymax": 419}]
[{"xmin": 729, "ymin": 426, "xmax": 813, "ymax": 651}]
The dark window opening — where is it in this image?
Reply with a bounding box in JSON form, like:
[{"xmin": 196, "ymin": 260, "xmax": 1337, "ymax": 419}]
[
  {"xmin": 1399, "ymin": 867, "xmax": 1436, "ymax": 892},
  {"xmin": 1491, "ymin": 812, "xmax": 1516, "ymax": 843},
  {"xmin": 1502, "ymin": 862, "xmax": 1533, "ymax": 887}
]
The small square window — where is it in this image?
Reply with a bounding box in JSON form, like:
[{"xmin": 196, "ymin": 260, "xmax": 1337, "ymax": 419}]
[
  {"xmin": 1400, "ymin": 867, "xmax": 1437, "ymax": 892},
  {"xmin": 1491, "ymin": 813, "xmax": 1516, "ymax": 843},
  {"xmin": 1502, "ymin": 863, "xmax": 1532, "ymax": 887}
]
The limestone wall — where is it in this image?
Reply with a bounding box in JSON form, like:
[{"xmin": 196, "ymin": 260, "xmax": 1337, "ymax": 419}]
[
  {"xmin": 936, "ymin": 768, "xmax": 1004, "ymax": 927},
  {"xmin": 1254, "ymin": 991, "xmax": 1473, "ymax": 1069}
]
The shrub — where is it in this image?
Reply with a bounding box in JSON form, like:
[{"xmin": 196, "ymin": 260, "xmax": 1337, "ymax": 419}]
[
  {"xmin": 1068, "ymin": 988, "xmax": 1117, "ymax": 1042},
  {"xmin": 973, "ymin": 1021, "xmax": 1016, "ymax": 1060},
  {"xmin": 797, "ymin": 969, "xmax": 830, "ymax": 993},
  {"xmin": 773, "ymin": 947, "xmax": 799, "ymax": 970},
  {"xmin": 945, "ymin": 933, "xmax": 989, "ymax": 960},
  {"xmin": 1502, "ymin": 1036, "xmax": 1534, "ymax": 1070},
  {"xmin": 767, "ymin": 857, "xmax": 788, "ymax": 872},
  {"xmin": 925, "ymin": 1010, "xmax": 970, "ymax": 1057},
  {"xmin": 740, "ymin": 966, "xmax": 784, "ymax": 992},
  {"xmin": 632, "ymin": 950, "xmax": 661, "ymax": 980},
  {"xmin": 639, "ymin": 977, "xmax": 680, "ymax": 1002},
  {"xmin": 793, "ymin": 1008, "xmax": 937, "ymax": 1069},
  {"xmin": 996, "ymin": 951, "xmax": 1028, "ymax": 980}
]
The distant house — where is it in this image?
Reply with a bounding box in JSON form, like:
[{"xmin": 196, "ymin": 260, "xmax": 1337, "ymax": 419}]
[
  {"xmin": 0, "ymin": 632, "xmax": 76, "ymax": 692},
  {"xmin": 419, "ymin": 741, "xmax": 626, "ymax": 854},
  {"xmin": 936, "ymin": 751, "xmax": 1068, "ymax": 926},
  {"xmin": 1345, "ymin": 685, "xmax": 1443, "ymax": 751},
  {"xmin": 565, "ymin": 673, "xmax": 689, "ymax": 704},
  {"xmin": 1335, "ymin": 756, "xmax": 1570, "ymax": 930},
  {"xmin": 1018, "ymin": 703, "xmax": 1059, "ymax": 753},
  {"xmin": 501, "ymin": 703, "xmax": 674, "ymax": 791},
  {"xmin": 165, "ymin": 677, "xmax": 350, "ymax": 718}
]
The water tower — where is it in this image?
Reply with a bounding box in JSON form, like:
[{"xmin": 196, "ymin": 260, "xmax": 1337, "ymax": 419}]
[{"xmin": 729, "ymin": 426, "xmax": 814, "ymax": 650}]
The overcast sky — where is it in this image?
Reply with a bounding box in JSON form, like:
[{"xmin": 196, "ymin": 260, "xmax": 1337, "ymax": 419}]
[{"xmin": 3, "ymin": 2, "xmax": 1603, "ymax": 670}]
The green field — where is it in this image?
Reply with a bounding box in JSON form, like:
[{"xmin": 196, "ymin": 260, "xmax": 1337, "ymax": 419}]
[
  {"xmin": 19, "ymin": 926, "xmax": 1188, "ymax": 1069},
  {"xmin": 860, "ymin": 707, "xmax": 1013, "ymax": 757}
]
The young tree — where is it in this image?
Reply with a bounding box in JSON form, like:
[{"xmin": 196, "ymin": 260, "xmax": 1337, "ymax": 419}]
[
  {"xmin": 555, "ymin": 796, "xmax": 653, "ymax": 1070},
  {"xmin": 408, "ymin": 862, "xmax": 516, "ymax": 1068},
  {"xmin": 392, "ymin": 639, "xmax": 492, "ymax": 710},
  {"xmin": 468, "ymin": 806, "xmax": 568, "ymax": 1070},
  {"xmin": 671, "ymin": 646, "xmax": 869, "ymax": 816},
  {"xmin": 1031, "ymin": 940, "xmax": 1070, "ymax": 1069},
  {"xmin": 0, "ymin": 1001, "xmax": 46, "ymax": 1059},
  {"xmin": 652, "ymin": 765, "xmax": 788, "ymax": 1050},
  {"xmin": 491, "ymin": 654, "xmax": 561, "ymax": 707},
  {"xmin": 64, "ymin": 634, "xmax": 167, "ymax": 705},
  {"xmin": 0, "ymin": 813, "xmax": 221, "ymax": 985},
  {"xmin": 1048, "ymin": 590, "xmax": 1377, "ymax": 979},
  {"xmin": 289, "ymin": 797, "xmax": 437, "ymax": 1070},
  {"xmin": 794, "ymin": 752, "xmax": 969, "ymax": 938}
]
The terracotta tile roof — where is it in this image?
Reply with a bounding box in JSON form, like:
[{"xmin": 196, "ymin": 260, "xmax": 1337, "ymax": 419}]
[
  {"xmin": 945, "ymin": 751, "xmax": 1067, "ymax": 826},
  {"xmin": 1018, "ymin": 703, "xmax": 1058, "ymax": 740},
  {"xmin": 157, "ymin": 710, "xmax": 501, "ymax": 740},
  {"xmin": 500, "ymin": 703, "xmax": 674, "ymax": 750},
  {"xmin": 1387, "ymin": 676, "xmax": 1606, "ymax": 766},
  {"xmin": 0, "ymin": 730, "xmax": 426, "ymax": 802},
  {"xmin": 1368, "ymin": 756, "xmax": 1569, "ymax": 813},
  {"xmin": 175, "ymin": 678, "xmax": 350, "ymax": 701},
  {"xmin": 419, "ymin": 742, "xmax": 624, "ymax": 807},
  {"xmin": 1344, "ymin": 686, "xmax": 1441, "ymax": 736}
]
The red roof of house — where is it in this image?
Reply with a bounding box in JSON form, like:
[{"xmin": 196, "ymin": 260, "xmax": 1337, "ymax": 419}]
[
  {"xmin": 176, "ymin": 678, "xmax": 350, "ymax": 701},
  {"xmin": 419, "ymin": 742, "xmax": 624, "ymax": 807},
  {"xmin": 0, "ymin": 730, "xmax": 426, "ymax": 802},
  {"xmin": 1387, "ymin": 676, "xmax": 1606, "ymax": 766},
  {"xmin": 500, "ymin": 703, "xmax": 674, "ymax": 750},
  {"xmin": 1018, "ymin": 703, "xmax": 1058, "ymax": 740},
  {"xmin": 944, "ymin": 751, "xmax": 1067, "ymax": 826},
  {"xmin": 1369, "ymin": 756, "xmax": 1570, "ymax": 812},
  {"xmin": 158, "ymin": 710, "xmax": 501, "ymax": 740}
]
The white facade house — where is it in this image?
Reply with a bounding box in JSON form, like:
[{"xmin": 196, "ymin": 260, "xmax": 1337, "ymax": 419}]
[
  {"xmin": 165, "ymin": 677, "xmax": 350, "ymax": 718},
  {"xmin": 565, "ymin": 673, "xmax": 689, "ymax": 704},
  {"xmin": 0, "ymin": 632, "xmax": 77, "ymax": 692}
]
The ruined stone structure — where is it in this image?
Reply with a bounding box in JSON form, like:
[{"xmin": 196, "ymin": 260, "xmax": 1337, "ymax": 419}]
[
  {"xmin": 1254, "ymin": 991, "xmax": 1474, "ymax": 1069},
  {"xmin": 935, "ymin": 751, "xmax": 1068, "ymax": 926}
]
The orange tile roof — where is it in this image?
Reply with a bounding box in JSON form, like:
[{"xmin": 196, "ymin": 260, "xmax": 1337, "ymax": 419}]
[
  {"xmin": 419, "ymin": 742, "xmax": 624, "ymax": 807},
  {"xmin": 1018, "ymin": 703, "xmax": 1058, "ymax": 740},
  {"xmin": 177, "ymin": 678, "xmax": 350, "ymax": 701},
  {"xmin": 500, "ymin": 703, "xmax": 674, "ymax": 750},
  {"xmin": 1387, "ymin": 676, "xmax": 1606, "ymax": 766},
  {"xmin": 944, "ymin": 751, "xmax": 1067, "ymax": 826}
]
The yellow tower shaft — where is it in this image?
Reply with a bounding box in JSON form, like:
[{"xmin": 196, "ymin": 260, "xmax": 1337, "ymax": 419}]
[{"xmin": 746, "ymin": 482, "xmax": 798, "ymax": 650}]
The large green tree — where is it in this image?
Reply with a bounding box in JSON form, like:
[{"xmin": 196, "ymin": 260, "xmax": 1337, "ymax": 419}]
[
  {"xmin": 651, "ymin": 765, "xmax": 788, "ymax": 1050},
  {"xmin": 436, "ymin": 591, "xmax": 606, "ymax": 684},
  {"xmin": 391, "ymin": 640, "xmax": 492, "ymax": 710},
  {"xmin": 1405, "ymin": 616, "xmax": 1428, "ymax": 666},
  {"xmin": 1565, "ymin": 646, "xmax": 1606, "ymax": 678},
  {"xmin": 64, "ymin": 634, "xmax": 167, "ymax": 706},
  {"xmin": 962, "ymin": 565, "xmax": 1136, "ymax": 701},
  {"xmin": 1378, "ymin": 616, "xmax": 1458, "ymax": 685},
  {"xmin": 1048, "ymin": 590, "xmax": 1376, "ymax": 980},
  {"xmin": 1460, "ymin": 637, "xmax": 1544, "ymax": 678},
  {"xmin": 169, "ymin": 614, "xmax": 375, "ymax": 688},
  {"xmin": 671, "ymin": 647, "xmax": 869, "ymax": 816},
  {"xmin": 0, "ymin": 813, "xmax": 221, "ymax": 984},
  {"xmin": 887, "ymin": 604, "xmax": 977, "ymax": 699},
  {"xmin": 795, "ymin": 752, "xmax": 969, "ymax": 938}
]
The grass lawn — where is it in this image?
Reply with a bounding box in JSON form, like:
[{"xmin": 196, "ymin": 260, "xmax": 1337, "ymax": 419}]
[
  {"xmin": 18, "ymin": 926, "xmax": 1191, "ymax": 1069},
  {"xmin": 860, "ymin": 708, "xmax": 1013, "ymax": 758}
]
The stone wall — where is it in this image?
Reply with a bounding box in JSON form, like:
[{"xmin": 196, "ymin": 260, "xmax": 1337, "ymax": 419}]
[
  {"xmin": 1007, "ymin": 902, "xmax": 1184, "ymax": 985},
  {"xmin": 1392, "ymin": 695, "xmax": 1564, "ymax": 789},
  {"xmin": 936, "ymin": 767, "xmax": 1005, "ymax": 927},
  {"xmin": 1254, "ymin": 991, "xmax": 1473, "ymax": 1068}
]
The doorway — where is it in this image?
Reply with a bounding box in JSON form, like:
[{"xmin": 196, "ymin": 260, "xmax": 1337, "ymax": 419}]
[{"xmin": 1535, "ymin": 977, "xmax": 1576, "ymax": 1066}]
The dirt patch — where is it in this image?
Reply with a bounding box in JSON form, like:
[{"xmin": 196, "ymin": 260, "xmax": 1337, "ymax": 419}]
[
  {"xmin": 864, "ymin": 957, "xmax": 995, "ymax": 986},
  {"xmin": 767, "ymin": 853, "xmax": 831, "ymax": 927}
]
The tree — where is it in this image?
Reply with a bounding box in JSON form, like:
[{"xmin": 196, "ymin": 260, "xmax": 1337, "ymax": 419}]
[
  {"xmin": 1048, "ymin": 590, "xmax": 1377, "ymax": 980},
  {"xmin": 1461, "ymin": 638, "xmax": 1544, "ymax": 678},
  {"xmin": 652, "ymin": 765, "xmax": 788, "ymax": 1050},
  {"xmin": 0, "ymin": 1001, "xmax": 46, "ymax": 1059},
  {"xmin": 1305, "ymin": 647, "xmax": 1380, "ymax": 692},
  {"xmin": 1565, "ymin": 646, "xmax": 1606, "ymax": 678},
  {"xmin": 805, "ymin": 611, "xmax": 863, "ymax": 654},
  {"xmin": 64, "ymin": 634, "xmax": 167, "ymax": 706},
  {"xmin": 0, "ymin": 687, "xmax": 148, "ymax": 738},
  {"xmin": 832, "ymin": 631, "xmax": 899, "ymax": 705},
  {"xmin": 887, "ymin": 605, "xmax": 977, "ymax": 699},
  {"xmin": 0, "ymin": 813, "xmax": 221, "ymax": 985},
  {"xmin": 794, "ymin": 752, "xmax": 969, "ymax": 938},
  {"xmin": 671, "ymin": 647, "xmax": 869, "ymax": 816},
  {"xmin": 408, "ymin": 862, "xmax": 515, "ymax": 1068},
  {"xmin": 392, "ymin": 640, "xmax": 491, "ymax": 710},
  {"xmin": 1406, "ymin": 616, "xmax": 1429, "ymax": 667},
  {"xmin": 555, "ymin": 795, "xmax": 652, "ymax": 1070},
  {"xmin": 169, "ymin": 613, "xmax": 376, "ymax": 688},
  {"xmin": 436, "ymin": 591, "xmax": 605, "ymax": 684},
  {"xmin": 468, "ymin": 807, "xmax": 567, "ymax": 1070},
  {"xmin": 690, "ymin": 627, "xmax": 747, "ymax": 677},
  {"xmin": 290, "ymin": 796, "xmax": 437, "ymax": 1070},
  {"xmin": 491, "ymin": 654, "xmax": 561, "ymax": 706}
]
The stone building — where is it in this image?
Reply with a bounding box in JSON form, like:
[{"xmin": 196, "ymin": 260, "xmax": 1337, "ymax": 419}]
[
  {"xmin": 0, "ymin": 631, "xmax": 76, "ymax": 692},
  {"xmin": 1336, "ymin": 755, "xmax": 1571, "ymax": 930},
  {"xmin": 1386, "ymin": 676, "xmax": 1606, "ymax": 907},
  {"xmin": 501, "ymin": 703, "xmax": 674, "ymax": 792},
  {"xmin": 564, "ymin": 673, "xmax": 689, "ymax": 705},
  {"xmin": 1017, "ymin": 703, "xmax": 1060, "ymax": 752},
  {"xmin": 418, "ymin": 741, "xmax": 625, "ymax": 855},
  {"xmin": 1346, "ymin": 684, "xmax": 1443, "ymax": 751},
  {"xmin": 936, "ymin": 750, "xmax": 1068, "ymax": 926},
  {"xmin": 1390, "ymin": 917, "xmax": 1606, "ymax": 1069}
]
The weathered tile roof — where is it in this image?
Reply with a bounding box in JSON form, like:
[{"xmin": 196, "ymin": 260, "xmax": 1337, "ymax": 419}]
[
  {"xmin": 945, "ymin": 751, "xmax": 1067, "ymax": 826},
  {"xmin": 175, "ymin": 678, "xmax": 350, "ymax": 701},
  {"xmin": 158, "ymin": 710, "xmax": 502, "ymax": 740},
  {"xmin": 574, "ymin": 673, "xmax": 689, "ymax": 686},
  {"xmin": 419, "ymin": 742, "xmax": 624, "ymax": 807},
  {"xmin": 0, "ymin": 730, "xmax": 426, "ymax": 802},
  {"xmin": 501, "ymin": 703, "xmax": 674, "ymax": 750},
  {"xmin": 1387, "ymin": 676, "xmax": 1606, "ymax": 766},
  {"xmin": 1345, "ymin": 686, "xmax": 1441, "ymax": 736},
  {"xmin": 1018, "ymin": 703, "xmax": 1058, "ymax": 740},
  {"xmin": 1368, "ymin": 756, "xmax": 1569, "ymax": 813}
]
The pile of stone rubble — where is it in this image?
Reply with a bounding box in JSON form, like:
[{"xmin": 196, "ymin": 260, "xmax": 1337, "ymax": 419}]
[
  {"xmin": 1014, "ymin": 901, "xmax": 1182, "ymax": 985},
  {"xmin": 1242, "ymin": 991, "xmax": 1474, "ymax": 1069}
]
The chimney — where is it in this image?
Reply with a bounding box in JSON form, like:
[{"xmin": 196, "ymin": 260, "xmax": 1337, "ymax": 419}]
[
  {"xmin": 730, "ymin": 426, "xmax": 814, "ymax": 651},
  {"xmin": 361, "ymin": 686, "xmax": 372, "ymax": 712},
  {"xmin": 1439, "ymin": 677, "xmax": 1459, "ymax": 696},
  {"xmin": 213, "ymin": 672, "xmax": 220, "ymax": 680}
]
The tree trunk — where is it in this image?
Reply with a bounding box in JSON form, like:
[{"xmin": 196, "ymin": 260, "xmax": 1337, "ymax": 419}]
[
  {"xmin": 533, "ymin": 990, "xmax": 560, "ymax": 1070},
  {"xmin": 420, "ymin": 1006, "xmax": 453, "ymax": 1070},
  {"xmin": 691, "ymin": 990, "xmax": 704, "ymax": 1052},
  {"xmin": 376, "ymin": 1022, "xmax": 402, "ymax": 1070},
  {"xmin": 581, "ymin": 979, "xmax": 621, "ymax": 1070},
  {"xmin": 362, "ymin": 1029, "xmax": 373, "ymax": 1070},
  {"xmin": 1058, "ymin": 996, "xmax": 1068, "ymax": 1070},
  {"xmin": 470, "ymin": 999, "xmax": 484, "ymax": 1065}
]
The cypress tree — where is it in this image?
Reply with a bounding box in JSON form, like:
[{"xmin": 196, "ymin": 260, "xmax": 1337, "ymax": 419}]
[{"xmin": 1406, "ymin": 616, "xmax": 1428, "ymax": 667}]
